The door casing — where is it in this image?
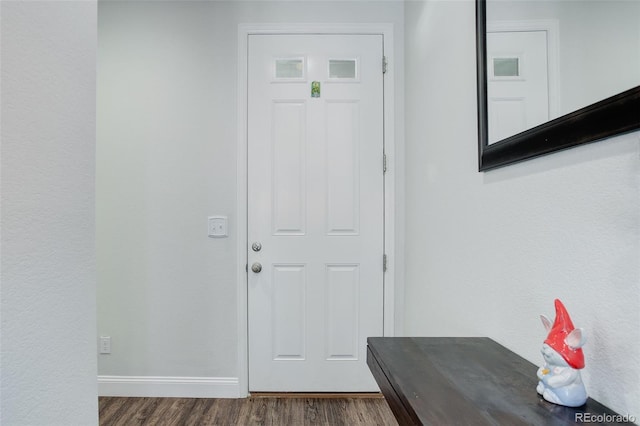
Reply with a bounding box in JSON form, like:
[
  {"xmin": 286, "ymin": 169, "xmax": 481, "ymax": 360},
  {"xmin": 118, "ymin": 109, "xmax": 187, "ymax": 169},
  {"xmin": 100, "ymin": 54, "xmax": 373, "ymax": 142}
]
[{"xmin": 236, "ymin": 23, "xmax": 399, "ymax": 397}]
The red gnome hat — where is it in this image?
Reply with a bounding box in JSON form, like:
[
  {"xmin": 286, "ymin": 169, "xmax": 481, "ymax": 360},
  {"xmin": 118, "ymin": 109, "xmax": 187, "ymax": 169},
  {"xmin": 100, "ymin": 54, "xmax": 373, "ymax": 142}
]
[{"xmin": 544, "ymin": 299, "xmax": 585, "ymax": 369}]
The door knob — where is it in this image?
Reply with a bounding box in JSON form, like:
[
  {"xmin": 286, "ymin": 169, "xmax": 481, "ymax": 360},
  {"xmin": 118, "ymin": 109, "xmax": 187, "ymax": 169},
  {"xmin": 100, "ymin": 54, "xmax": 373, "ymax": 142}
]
[
  {"xmin": 251, "ymin": 262, "xmax": 262, "ymax": 273},
  {"xmin": 252, "ymin": 242, "xmax": 262, "ymax": 252}
]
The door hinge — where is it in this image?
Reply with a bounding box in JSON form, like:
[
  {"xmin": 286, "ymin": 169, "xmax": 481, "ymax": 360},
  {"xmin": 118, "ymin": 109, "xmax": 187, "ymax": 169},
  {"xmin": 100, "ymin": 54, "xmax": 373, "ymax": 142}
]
[
  {"xmin": 383, "ymin": 254, "xmax": 388, "ymax": 272},
  {"xmin": 246, "ymin": 264, "xmax": 248, "ymax": 273},
  {"xmin": 383, "ymin": 153, "xmax": 387, "ymax": 173},
  {"xmin": 382, "ymin": 56, "xmax": 388, "ymax": 74}
]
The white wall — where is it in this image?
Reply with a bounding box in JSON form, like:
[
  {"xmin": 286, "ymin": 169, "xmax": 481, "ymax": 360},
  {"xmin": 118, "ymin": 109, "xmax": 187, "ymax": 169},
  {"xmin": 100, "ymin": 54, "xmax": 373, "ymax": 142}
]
[
  {"xmin": 405, "ymin": 0, "xmax": 639, "ymax": 416},
  {"xmin": 1, "ymin": 2, "xmax": 98, "ymax": 425},
  {"xmin": 97, "ymin": 0, "xmax": 404, "ymax": 394}
]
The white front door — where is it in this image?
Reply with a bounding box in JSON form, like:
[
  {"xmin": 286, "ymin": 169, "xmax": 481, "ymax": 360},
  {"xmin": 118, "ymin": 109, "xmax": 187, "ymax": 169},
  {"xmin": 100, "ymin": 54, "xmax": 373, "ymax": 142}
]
[
  {"xmin": 247, "ymin": 34, "xmax": 384, "ymax": 392},
  {"xmin": 487, "ymin": 30, "xmax": 549, "ymax": 143}
]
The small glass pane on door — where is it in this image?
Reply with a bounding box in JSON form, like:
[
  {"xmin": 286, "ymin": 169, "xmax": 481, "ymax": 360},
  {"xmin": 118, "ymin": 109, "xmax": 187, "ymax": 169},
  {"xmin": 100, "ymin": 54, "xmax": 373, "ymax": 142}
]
[
  {"xmin": 275, "ymin": 58, "xmax": 305, "ymax": 79},
  {"xmin": 329, "ymin": 59, "xmax": 357, "ymax": 79},
  {"xmin": 493, "ymin": 57, "xmax": 520, "ymax": 77}
]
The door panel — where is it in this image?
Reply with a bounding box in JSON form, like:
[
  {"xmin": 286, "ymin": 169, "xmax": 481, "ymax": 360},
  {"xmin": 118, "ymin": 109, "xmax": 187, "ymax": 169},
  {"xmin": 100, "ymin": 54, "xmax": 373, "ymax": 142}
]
[
  {"xmin": 326, "ymin": 264, "xmax": 360, "ymax": 360},
  {"xmin": 326, "ymin": 100, "xmax": 360, "ymax": 235},
  {"xmin": 271, "ymin": 101, "xmax": 306, "ymax": 235},
  {"xmin": 272, "ymin": 264, "xmax": 306, "ymax": 360},
  {"xmin": 248, "ymin": 34, "xmax": 384, "ymax": 392}
]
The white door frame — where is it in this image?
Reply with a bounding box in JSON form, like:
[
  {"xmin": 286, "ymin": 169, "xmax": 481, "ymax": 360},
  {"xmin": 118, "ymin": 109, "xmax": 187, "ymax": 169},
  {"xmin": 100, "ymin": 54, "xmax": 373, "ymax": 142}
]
[{"xmin": 236, "ymin": 23, "xmax": 397, "ymax": 397}]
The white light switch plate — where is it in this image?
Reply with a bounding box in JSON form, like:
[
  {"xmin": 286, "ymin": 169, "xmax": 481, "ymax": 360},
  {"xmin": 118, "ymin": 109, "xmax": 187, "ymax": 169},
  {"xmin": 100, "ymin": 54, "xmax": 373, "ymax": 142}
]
[
  {"xmin": 208, "ymin": 216, "xmax": 228, "ymax": 238},
  {"xmin": 99, "ymin": 336, "xmax": 111, "ymax": 354}
]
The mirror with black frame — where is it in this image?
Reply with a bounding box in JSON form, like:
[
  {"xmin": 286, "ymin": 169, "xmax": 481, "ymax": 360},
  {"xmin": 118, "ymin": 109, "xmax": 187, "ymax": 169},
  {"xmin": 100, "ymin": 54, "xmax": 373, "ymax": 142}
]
[{"xmin": 477, "ymin": 0, "xmax": 640, "ymax": 171}]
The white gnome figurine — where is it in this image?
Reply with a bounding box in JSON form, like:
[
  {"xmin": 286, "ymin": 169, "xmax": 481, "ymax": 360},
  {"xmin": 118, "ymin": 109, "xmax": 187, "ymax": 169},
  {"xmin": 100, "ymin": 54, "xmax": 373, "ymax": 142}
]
[{"xmin": 536, "ymin": 299, "xmax": 587, "ymax": 407}]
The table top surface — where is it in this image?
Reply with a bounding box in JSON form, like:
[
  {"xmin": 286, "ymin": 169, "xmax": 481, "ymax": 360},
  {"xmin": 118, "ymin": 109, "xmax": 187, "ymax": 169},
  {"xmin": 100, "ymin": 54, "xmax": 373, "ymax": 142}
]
[{"xmin": 367, "ymin": 337, "xmax": 623, "ymax": 426}]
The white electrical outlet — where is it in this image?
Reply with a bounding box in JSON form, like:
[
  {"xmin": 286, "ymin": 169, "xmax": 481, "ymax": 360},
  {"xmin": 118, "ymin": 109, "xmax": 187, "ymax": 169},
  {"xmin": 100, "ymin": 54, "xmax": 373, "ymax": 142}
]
[{"xmin": 99, "ymin": 336, "xmax": 111, "ymax": 354}]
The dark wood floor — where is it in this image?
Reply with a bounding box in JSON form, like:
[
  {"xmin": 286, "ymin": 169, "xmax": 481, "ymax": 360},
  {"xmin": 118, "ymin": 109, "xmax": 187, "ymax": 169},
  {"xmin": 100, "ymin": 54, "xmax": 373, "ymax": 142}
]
[{"xmin": 99, "ymin": 395, "xmax": 399, "ymax": 426}]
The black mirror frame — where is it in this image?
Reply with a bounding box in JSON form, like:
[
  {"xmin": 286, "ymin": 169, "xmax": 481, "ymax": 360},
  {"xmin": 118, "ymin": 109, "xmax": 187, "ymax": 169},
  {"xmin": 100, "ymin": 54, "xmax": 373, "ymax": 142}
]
[{"xmin": 476, "ymin": 0, "xmax": 640, "ymax": 172}]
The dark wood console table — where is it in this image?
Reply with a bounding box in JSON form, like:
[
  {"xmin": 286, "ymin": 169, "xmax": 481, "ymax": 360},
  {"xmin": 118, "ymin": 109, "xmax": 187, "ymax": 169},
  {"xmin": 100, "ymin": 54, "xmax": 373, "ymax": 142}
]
[{"xmin": 367, "ymin": 337, "xmax": 628, "ymax": 425}]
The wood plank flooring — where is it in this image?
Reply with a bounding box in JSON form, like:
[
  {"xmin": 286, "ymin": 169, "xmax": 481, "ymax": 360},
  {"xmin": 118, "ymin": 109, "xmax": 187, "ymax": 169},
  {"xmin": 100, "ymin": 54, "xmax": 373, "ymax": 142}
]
[{"xmin": 99, "ymin": 395, "xmax": 399, "ymax": 426}]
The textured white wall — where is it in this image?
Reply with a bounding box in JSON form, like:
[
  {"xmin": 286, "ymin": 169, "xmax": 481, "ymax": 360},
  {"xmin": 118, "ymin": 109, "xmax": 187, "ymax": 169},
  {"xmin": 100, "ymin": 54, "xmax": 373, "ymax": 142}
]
[
  {"xmin": 405, "ymin": 0, "xmax": 639, "ymax": 416},
  {"xmin": 1, "ymin": 2, "xmax": 98, "ymax": 425},
  {"xmin": 97, "ymin": 1, "xmax": 404, "ymax": 382}
]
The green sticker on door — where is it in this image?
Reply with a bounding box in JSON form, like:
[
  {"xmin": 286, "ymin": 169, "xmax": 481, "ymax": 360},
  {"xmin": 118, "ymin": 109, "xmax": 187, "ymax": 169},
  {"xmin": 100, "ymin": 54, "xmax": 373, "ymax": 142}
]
[{"xmin": 311, "ymin": 81, "xmax": 320, "ymax": 98}]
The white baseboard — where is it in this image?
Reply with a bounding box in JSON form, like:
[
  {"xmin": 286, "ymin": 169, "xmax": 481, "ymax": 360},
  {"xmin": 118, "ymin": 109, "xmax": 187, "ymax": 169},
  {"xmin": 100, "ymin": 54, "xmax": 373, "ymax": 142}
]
[{"xmin": 98, "ymin": 375, "xmax": 241, "ymax": 398}]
